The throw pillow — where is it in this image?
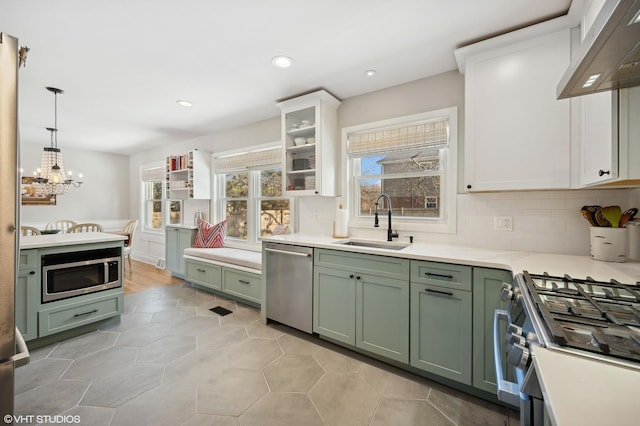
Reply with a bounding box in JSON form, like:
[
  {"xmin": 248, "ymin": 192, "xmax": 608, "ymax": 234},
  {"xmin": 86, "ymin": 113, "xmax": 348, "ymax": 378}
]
[{"xmin": 194, "ymin": 219, "xmax": 226, "ymax": 248}]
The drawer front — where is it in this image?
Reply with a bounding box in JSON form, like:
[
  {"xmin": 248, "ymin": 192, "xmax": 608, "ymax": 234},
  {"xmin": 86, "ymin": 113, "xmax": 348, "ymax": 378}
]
[
  {"xmin": 19, "ymin": 250, "xmax": 38, "ymax": 269},
  {"xmin": 39, "ymin": 293, "xmax": 123, "ymax": 337},
  {"xmin": 223, "ymin": 269, "xmax": 261, "ymax": 304},
  {"xmin": 315, "ymin": 249, "xmax": 409, "ymax": 280},
  {"xmin": 410, "ymin": 260, "xmax": 472, "ymax": 292},
  {"xmin": 185, "ymin": 260, "xmax": 222, "ymax": 290}
]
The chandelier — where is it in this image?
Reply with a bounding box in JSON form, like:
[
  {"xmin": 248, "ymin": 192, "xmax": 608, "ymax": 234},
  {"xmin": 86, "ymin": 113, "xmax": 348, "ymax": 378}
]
[{"xmin": 32, "ymin": 87, "xmax": 83, "ymax": 196}]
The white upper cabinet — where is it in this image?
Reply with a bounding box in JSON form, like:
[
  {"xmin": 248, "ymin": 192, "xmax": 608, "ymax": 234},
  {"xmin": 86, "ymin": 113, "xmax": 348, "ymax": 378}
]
[
  {"xmin": 165, "ymin": 149, "xmax": 211, "ymax": 200},
  {"xmin": 577, "ymin": 87, "xmax": 640, "ymax": 188},
  {"xmin": 573, "ymin": 88, "xmax": 618, "ymax": 186},
  {"xmin": 278, "ymin": 90, "xmax": 341, "ymax": 196},
  {"xmin": 617, "ymin": 86, "xmax": 640, "ymax": 185},
  {"xmin": 456, "ymin": 21, "xmax": 572, "ymax": 192}
]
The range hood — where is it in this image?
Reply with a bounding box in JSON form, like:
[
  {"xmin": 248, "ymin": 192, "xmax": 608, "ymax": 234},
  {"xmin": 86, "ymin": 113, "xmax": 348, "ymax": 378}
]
[{"xmin": 557, "ymin": 0, "xmax": 640, "ymax": 99}]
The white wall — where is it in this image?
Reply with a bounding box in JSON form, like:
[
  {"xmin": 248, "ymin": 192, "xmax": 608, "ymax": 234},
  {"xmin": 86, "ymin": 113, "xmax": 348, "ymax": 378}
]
[
  {"xmin": 127, "ymin": 70, "xmax": 637, "ymax": 264},
  {"xmin": 20, "ymin": 142, "xmax": 130, "ymax": 229}
]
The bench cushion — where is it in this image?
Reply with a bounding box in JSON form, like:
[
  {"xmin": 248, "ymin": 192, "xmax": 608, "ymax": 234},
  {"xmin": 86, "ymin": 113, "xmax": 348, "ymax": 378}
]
[{"xmin": 183, "ymin": 247, "xmax": 262, "ymax": 271}]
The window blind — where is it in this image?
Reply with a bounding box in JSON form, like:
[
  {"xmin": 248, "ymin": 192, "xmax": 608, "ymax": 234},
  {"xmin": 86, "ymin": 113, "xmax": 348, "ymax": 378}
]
[
  {"xmin": 141, "ymin": 165, "xmax": 165, "ymax": 182},
  {"xmin": 347, "ymin": 119, "xmax": 449, "ymax": 157},
  {"xmin": 212, "ymin": 146, "xmax": 281, "ymax": 173}
]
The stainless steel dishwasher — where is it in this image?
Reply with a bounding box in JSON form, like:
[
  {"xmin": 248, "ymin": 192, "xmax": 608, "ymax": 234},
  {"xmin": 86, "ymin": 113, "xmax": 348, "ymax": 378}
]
[{"xmin": 265, "ymin": 242, "xmax": 313, "ymax": 333}]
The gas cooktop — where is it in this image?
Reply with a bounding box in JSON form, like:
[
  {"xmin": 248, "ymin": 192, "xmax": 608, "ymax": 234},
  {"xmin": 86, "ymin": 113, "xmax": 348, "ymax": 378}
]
[{"xmin": 521, "ymin": 271, "xmax": 640, "ymax": 364}]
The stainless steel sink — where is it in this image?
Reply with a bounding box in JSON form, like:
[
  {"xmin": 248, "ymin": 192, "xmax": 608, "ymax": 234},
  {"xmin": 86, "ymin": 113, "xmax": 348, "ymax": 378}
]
[{"xmin": 334, "ymin": 239, "xmax": 410, "ymax": 251}]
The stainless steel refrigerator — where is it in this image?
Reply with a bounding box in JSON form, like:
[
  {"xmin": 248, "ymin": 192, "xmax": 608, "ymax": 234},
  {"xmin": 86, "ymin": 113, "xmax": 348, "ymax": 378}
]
[{"xmin": 0, "ymin": 32, "xmax": 30, "ymax": 421}]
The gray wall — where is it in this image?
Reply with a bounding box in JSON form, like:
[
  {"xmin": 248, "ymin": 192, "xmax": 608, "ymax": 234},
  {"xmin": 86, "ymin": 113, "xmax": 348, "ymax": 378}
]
[{"xmin": 20, "ymin": 142, "xmax": 130, "ymax": 228}]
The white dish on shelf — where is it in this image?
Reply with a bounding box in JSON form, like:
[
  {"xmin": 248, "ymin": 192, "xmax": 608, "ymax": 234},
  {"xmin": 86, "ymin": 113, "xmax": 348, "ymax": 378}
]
[
  {"xmin": 301, "ymin": 120, "xmax": 311, "ymax": 126},
  {"xmin": 294, "ymin": 137, "xmax": 306, "ymax": 146},
  {"xmin": 306, "ymin": 137, "xmax": 315, "ymax": 144}
]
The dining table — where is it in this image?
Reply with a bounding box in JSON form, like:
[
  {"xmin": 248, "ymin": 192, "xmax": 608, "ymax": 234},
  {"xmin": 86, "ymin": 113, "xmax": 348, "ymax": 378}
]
[{"xmin": 107, "ymin": 230, "xmax": 130, "ymax": 246}]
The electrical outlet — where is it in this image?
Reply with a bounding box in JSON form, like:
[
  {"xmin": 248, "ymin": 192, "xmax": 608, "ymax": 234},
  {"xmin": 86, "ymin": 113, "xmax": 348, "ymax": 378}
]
[
  {"xmin": 494, "ymin": 216, "xmax": 513, "ymax": 232},
  {"xmin": 156, "ymin": 259, "xmax": 166, "ymax": 269}
]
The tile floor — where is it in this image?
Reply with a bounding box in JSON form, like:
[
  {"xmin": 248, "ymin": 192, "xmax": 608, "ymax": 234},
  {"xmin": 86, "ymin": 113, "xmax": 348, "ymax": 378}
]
[{"xmin": 15, "ymin": 282, "xmax": 518, "ymax": 425}]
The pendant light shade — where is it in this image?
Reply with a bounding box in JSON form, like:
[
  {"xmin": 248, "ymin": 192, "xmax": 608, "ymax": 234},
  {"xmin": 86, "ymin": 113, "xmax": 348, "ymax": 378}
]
[{"xmin": 32, "ymin": 87, "xmax": 83, "ymax": 196}]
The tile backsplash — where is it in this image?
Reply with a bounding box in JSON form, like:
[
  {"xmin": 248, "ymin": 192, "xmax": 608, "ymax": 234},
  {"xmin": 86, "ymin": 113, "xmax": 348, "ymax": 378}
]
[{"xmin": 299, "ymin": 189, "xmax": 635, "ymax": 256}]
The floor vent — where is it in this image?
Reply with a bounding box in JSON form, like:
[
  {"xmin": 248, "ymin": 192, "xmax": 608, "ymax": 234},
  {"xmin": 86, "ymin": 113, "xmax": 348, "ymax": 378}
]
[
  {"xmin": 156, "ymin": 259, "xmax": 166, "ymax": 269},
  {"xmin": 210, "ymin": 306, "xmax": 233, "ymax": 316}
]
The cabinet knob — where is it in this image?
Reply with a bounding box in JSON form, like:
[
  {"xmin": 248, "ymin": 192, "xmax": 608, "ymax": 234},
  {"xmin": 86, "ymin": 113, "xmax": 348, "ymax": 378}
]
[
  {"xmin": 349, "ymin": 274, "xmax": 354, "ymax": 279},
  {"xmin": 356, "ymin": 276, "xmax": 361, "ymax": 280},
  {"xmin": 29, "ymin": 271, "xmax": 35, "ymax": 275},
  {"xmin": 466, "ymin": 184, "xmax": 472, "ymax": 189},
  {"xmin": 598, "ymin": 169, "xmax": 610, "ymax": 177},
  {"xmin": 315, "ymin": 191, "xmax": 319, "ymax": 194}
]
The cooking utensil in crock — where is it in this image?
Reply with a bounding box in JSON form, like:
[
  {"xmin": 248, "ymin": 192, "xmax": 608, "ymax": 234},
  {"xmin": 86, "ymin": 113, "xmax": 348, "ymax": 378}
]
[
  {"xmin": 619, "ymin": 208, "xmax": 638, "ymax": 227},
  {"xmin": 594, "ymin": 207, "xmax": 611, "ymax": 227},
  {"xmin": 602, "ymin": 206, "xmax": 622, "ymax": 228},
  {"xmin": 580, "ymin": 206, "xmax": 600, "ymax": 226}
]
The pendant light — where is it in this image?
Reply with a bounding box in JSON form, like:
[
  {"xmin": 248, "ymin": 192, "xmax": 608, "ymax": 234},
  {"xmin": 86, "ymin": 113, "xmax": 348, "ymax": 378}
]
[{"xmin": 33, "ymin": 87, "xmax": 83, "ymax": 196}]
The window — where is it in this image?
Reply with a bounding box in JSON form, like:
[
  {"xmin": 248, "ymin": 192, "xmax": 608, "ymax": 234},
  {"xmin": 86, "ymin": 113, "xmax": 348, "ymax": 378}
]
[
  {"xmin": 145, "ymin": 181, "xmax": 163, "ymax": 231},
  {"xmin": 141, "ymin": 163, "xmax": 182, "ymax": 231},
  {"xmin": 344, "ymin": 108, "xmax": 457, "ymax": 234},
  {"xmin": 222, "ymin": 171, "xmax": 249, "ymax": 239},
  {"xmin": 214, "ymin": 144, "xmax": 292, "ymax": 246},
  {"xmin": 258, "ymin": 168, "xmax": 291, "ymax": 237}
]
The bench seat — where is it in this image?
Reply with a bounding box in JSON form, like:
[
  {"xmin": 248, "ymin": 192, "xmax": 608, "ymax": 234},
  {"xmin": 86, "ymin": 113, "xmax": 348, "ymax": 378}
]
[{"xmin": 183, "ymin": 247, "xmax": 262, "ymax": 272}]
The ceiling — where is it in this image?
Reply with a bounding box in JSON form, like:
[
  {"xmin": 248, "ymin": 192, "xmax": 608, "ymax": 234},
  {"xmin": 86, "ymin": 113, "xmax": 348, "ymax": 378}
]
[{"xmin": 3, "ymin": 0, "xmax": 573, "ymax": 155}]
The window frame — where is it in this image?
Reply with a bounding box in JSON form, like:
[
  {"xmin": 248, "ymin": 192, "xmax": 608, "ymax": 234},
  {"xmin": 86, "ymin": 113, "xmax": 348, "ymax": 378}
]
[
  {"xmin": 140, "ymin": 162, "xmax": 183, "ymax": 233},
  {"xmin": 342, "ymin": 107, "xmax": 458, "ymax": 234},
  {"xmin": 213, "ymin": 143, "xmax": 294, "ymax": 248}
]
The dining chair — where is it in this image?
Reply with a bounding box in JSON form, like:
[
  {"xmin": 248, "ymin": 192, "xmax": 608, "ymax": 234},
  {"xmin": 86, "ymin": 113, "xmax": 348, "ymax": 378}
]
[
  {"xmin": 122, "ymin": 219, "xmax": 138, "ymax": 270},
  {"xmin": 67, "ymin": 223, "xmax": 104, "ymax": 233},
  {"xmin": 20, "ymin": 226, "xmax": 41, "ymax": 236},
  {"xmin": 45, "ymin": 219, "xmax": 77, "ymax": 233}
]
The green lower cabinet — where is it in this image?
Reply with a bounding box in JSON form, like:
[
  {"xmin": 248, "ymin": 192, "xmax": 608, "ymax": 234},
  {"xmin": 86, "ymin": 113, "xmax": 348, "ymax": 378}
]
[
  {"xmin": 165, "ymin": 226, "xmax": 196, "ymax": 278},
  {"xmin": 16, "ymin": 267, "xmax": 38, "ymax": 341},
  {"xmin": 410, "ymin": 282, "xmax": 472, "ymax": 385},
  {"xmin": 185, "ymin": 260, "xmax": 222, "ymax": 290},
  {"xmin": 39, "ymin": 292, "xmax": 124, "ymax": 338},
  {"xmin": 313, "ymin": 265, "xmax": 356, "ymax": 345},
  {"xmin": 356, "ymin": 274, "xmax": 409, "ymax": 363},
  {"xmin": 472, "ymin": 268, "xmax": 513, "ymax": 393},
  {"xmin": 222, "ymin": 269, "xmax": 261, "ymax": 304}
]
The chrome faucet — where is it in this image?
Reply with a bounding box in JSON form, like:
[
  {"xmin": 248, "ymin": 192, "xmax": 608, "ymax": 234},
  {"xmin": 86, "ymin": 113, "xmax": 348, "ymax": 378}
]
[{"xmin": 374, "ymin": 193, "xmax": 399, "ymax": 242}]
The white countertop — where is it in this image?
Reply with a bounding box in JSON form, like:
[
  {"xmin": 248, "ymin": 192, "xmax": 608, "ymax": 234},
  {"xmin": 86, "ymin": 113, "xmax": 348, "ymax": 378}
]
[
  {"xmin": 263, "ymin": 233, "xmax": 640, "ymax": 425},
  {"xmin": 531, "ymin": 345, "xmax": 640, "ymax": 426},
  {"xmin": 20, "ymin": 232, "xmax": 127, "ymax": 249},
  {"xmin": 263, "ymin": 234, "xmax": 640, "ymax": 283}
]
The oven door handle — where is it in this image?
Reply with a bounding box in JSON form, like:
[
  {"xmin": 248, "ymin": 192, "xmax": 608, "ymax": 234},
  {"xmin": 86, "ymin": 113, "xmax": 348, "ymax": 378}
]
[{"xmin": 493, "ymin": 308, "xmax": 522, "ymax": 407}]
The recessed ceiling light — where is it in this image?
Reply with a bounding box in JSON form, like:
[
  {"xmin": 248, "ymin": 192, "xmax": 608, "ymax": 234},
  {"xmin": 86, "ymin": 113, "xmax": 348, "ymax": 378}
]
[
  {"xmin": 176, "ymin": 100, "xmax": 193, "ymax": 107},
  {"xmin": 364, "ymin": 70, "xmax": 376, "ymax": 77},
  {"xmin": 272, "ymin": 55, "xmax": 294, "ymax": 68}
]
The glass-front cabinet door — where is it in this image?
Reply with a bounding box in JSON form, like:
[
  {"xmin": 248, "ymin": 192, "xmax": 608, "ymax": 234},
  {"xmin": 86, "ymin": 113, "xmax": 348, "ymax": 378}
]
[{"xmin": 278, "ymin": 90, "xmax": 341, "ymax": 196}]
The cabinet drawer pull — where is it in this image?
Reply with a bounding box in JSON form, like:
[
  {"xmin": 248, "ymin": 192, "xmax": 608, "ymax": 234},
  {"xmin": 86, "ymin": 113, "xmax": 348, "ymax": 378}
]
[
  {"xmin": 598, "ymin": 169, "xmax": 610, "ymax": 177},
  {"xmin": 196, "ymin": 268, "xmax": 206, "ymax": 273},
  {"xmin": 238, "ymin": 279, "xmax": 250, "ymax": 285},
  {"xmin": 425, "ymin": 288, "xmax": 454, "ymax": 297},
  {"xmin": 425, "ymin": 272, "xmax": 454, "ymax": 279},
  {"xmin": 73, "ymin": 309, "xmax": 99, "ymax": 318}
]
